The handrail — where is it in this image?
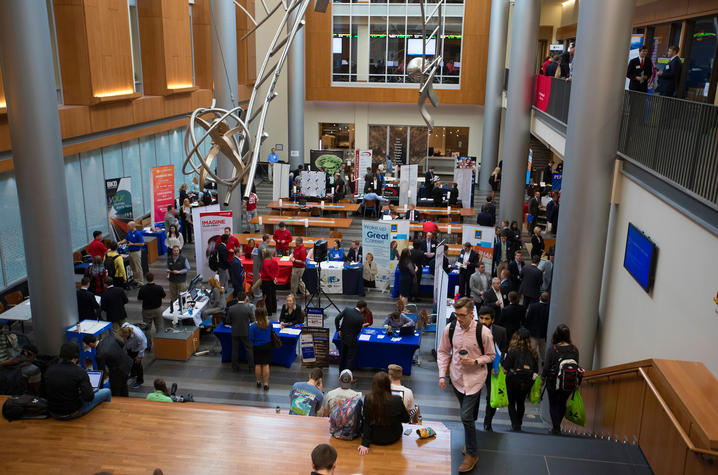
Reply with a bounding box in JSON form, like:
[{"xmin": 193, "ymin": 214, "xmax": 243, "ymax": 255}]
[{"xmin": 582, "ymin": 367, "xmax": 644, "ymax": 381}]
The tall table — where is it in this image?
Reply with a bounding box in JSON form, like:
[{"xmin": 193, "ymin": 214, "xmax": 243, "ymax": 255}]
[
  {"xmin": 332, "ymin": 327, "xmax": 420, "ymax": 375},
  {"xmin": 65, "ymin": 319, "xmax": 113, "ymax": 369},
  {"xmin": 213, "ymin": 322, "xmax": 301, "ymax": 368},
  {"xmin": 240, "ymin": 256, "xmax": 294, "ymax": 285}
]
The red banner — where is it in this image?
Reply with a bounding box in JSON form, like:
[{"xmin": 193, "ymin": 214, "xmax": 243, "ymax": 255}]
[
  {"xmin": 151, "ymin": 165, "xmax": 175, "ymax": 225},
  {"xmin": 535, "ymin": 75, "xmax": 552, "ymax": 112}
]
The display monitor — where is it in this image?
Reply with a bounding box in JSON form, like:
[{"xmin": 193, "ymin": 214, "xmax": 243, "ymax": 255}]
[
  {"xmin": 332, "ymin": 37, "xmax": 342, "ymax": 54},
  {"xmin": 623, "ymin": 223, "xmax": 658, "ymax": 293},
  {"xmin": 407, "ymin": 38, "xmax": 436, "ymax": 56}
]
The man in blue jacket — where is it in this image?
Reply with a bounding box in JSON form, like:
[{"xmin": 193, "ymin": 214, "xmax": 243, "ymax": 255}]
[{"xmin": 657, "ymin": 45, "xmax": 682, "ymax": 97}]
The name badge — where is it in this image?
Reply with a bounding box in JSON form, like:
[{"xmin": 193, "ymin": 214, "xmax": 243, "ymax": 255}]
[
  {"xmin": 665, "ymin": 65, "xmax": 670, "ymax": 70},
  {"xmin": 635, "ymin": 65, "xmax": 641, "ymax": 69}
]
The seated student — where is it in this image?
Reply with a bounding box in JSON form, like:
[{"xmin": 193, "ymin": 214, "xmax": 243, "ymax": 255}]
[
  {"xmin": 317, "ymin": 369, "xmax": 362, "ymax": 417},
  {"xmin": 388, "ymin": 364, "xmax": 418, "ymax": 422},
  {"xmin": 359, "ymin": 187, "xmax": 388, "ymax": 213},
  {"xmin": 0, "ymin": 323, "xmax": 20, "ymax": 365},
  {"xmin": 328, "ymin": 240, "xmax": 344, "ymax": 261},
  {"xmin": 146, "ymin": 378, "xmax": 173, "ymax": 402},
  {"xmin": 279, "ymin": 293, "xmax": 304, "ymax": 328},
  {"xmin": 311, "ymin": 444, "xmax": 338, "ymax": 475},
  {"xmin": 431, "ymin": 179, "xmax": 445, "ymax": 206},
  {"xmin": 449, "ymin": 182, "xmax": 462, "ymax": 207},
  {"xmin": 383, "ymin": 311, "xmax": 413, "ymax": 331},
  {"xmin": 358, "ymin": 372, "xmax": 410, "ymax": 455},
  {"xmin": 44, "ymin": 342, "xmax": 111, "ymax": 419},
  {"xmin": 345, "ymin": 240, "xmax": 362, "ymax": 263},
  {"xmin": 289, "ymin": 367, "xmax": 324, "ymax": 416},
  {"xmin": 0, "ymin": 344, "xmax": 41, "ymax": 396}
]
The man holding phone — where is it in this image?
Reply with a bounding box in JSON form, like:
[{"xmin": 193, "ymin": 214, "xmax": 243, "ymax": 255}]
[{"xmin": 437, "ymin": 297, "xmax": 495, "ymax": 473}]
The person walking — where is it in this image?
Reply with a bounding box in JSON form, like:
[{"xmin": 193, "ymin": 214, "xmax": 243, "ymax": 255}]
[
  {"xmin": 119, "ymin": 322, "xmax": 147, "ymax": 390},
  {"xmin": 501, "ymin": 328, "xmax": 539, "ymax": 432},
  {"xmin": 477, "ymin": 306, "xmax": 507, "ymax": 432},
  {"xmin": 165, "ymin": 224, "xmax": 184, "ymax": 251},
  {"xmin": 250, "ymin": 306, "xmax": 275, "ymax": 391},
  {"xmin": 137, "ymin": 273, "xmax": 166, "ymax": 352},
  {"xmin": 334, "ymin": 301, "xmax": 366, "ymax": 373},
  {"xmin": 437, "ymin": 297, "xmax": 495, "ymax": 473},
  {"xmin": 227, "ymin": 293, "xmax": 255, "ymax": 372},
  {"xmin": 542, "ymin": 324, "xmax": 580, "ymax": 434},
  {"xmin": 101, "ymin": 278, "xmax": 129, "ymax": 334}
]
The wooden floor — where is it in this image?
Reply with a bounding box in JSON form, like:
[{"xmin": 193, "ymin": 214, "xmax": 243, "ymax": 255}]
[{"xmin": 0, "ymin": 396, "xmax": 451, "ymax": 475}]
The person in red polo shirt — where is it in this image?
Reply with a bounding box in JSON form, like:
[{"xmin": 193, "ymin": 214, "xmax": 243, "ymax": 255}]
[
  {"xmin": 259, "ymin": 248, "xmax": 279, "ymax": 315},
  {"xmin": 224, "ymin": 227, "xmax": 240, "ymax": 263},
  {"xmin": 273, "ymin": 222, "xmax": 292, "ymax": 256},
  {"xmin": 289, "ymin": 237, "xmax": 310, "ymax": 299},
  {"xmin": 243, "ymin": 191, "xmax": 260, "ymax": 233},
  {"xmin": 422, "ymin": 220, "xmax": 439, "ymax": 235},
  {"xmin": 87, "ymin": 231, "xmax": 108, "ymax": 259}
]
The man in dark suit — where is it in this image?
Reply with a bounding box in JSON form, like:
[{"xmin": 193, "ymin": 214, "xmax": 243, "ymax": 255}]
[
  {"xmin": 76, "ymin": 276, "xmax": 100, "ymax": 320},
  {"xmin": 507, "ymin": 250, "xmax": 524, "ymax": 292},
  {"xmin": 657, "ymin": 45, "xmax": 682, "ymax": 97},
  {"xmin": 410, "ymin": 240, "xmax": 425, "ymax": 301},
  {"xmin": 420, "ymin": 231, "xmax": 438, "ymax": 274},
  {"xmin": 448, "ymin": 182, "xmax": 461, "ymax": 207},
  {"xmin": 525, "ymin": 292, "xmax": 550, "ymax": 370},
  {"xmin": 476, "ymin": 204, "xmax": 494, "ymax": 226},
  {"xmin": 227, "ymin": 293, "xmax": 256, "ymax": 372},
  {"xmin": 405, "ymin": 203, "xmax": 421, "ymax": 222},
  {"xmin": 493, "ymin": 231, "xmax": 511, "ymax": 277},
  {"xmin": 545, "ymin": 191, "xmax": 559, "ymax": 235},
  {"xmin": 486, "ymin": 197, "xmax": 496, "ymax": 223},
  {"xmin": 519, "ymin": 255, "xmax": 543, "ymax": 307},
  {"xmin": 345, "ymin": 240, "xmax": 363, "ymax": 263},
  {"xmin": 626, "ymin": 45, "xmax": 653, "ymax": 93},
  {"xmin": 499, "ymin": 269, "xmax": 512, "ymax": 301},
  {"xmin": 498, "ymin": 291, "xmax": 523, "ymax": 342},
  {"xmin": 431, "ymin": 180, "xmax": 445, "ymax": 207},
  {"xmin": 424, "ymin": 167, "xmax": 436, "ymax": 197},
  {"xmin": 527, "ymin": 190, "xmax": 541, "ymax": 228},
  {"xmin": 478, "ymin": 306, "xmax": 508, "ymax": 431},
  {"xmin": 363, "ymin": 167, "xmax": 374, "ymax": 194},
  {"xmin": 457, "ymin": 242, "xmax": 479, "ymax": 298},
  {"xmin": 83, "ymin": 333, "xmax": 132, "ymax": 397},
  {"xmin": 482, "ymin": 277, "xmax": 505, "ymax": 314},
  {"xmin": 335, "ymin": 301, "xmax": 368, "ymax": 373},
  {"xmin": 100, "ymin": 278, "xmax": 128, "ymax": 333},
  {"xmin": 229, "ymin": 248, "xmax": 246, "ymax": 299}
]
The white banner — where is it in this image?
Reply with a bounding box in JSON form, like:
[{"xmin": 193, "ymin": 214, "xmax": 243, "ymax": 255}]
[
  {"xmin": 355, "ymin": 149, "xmax": 372, "ymax": 195},
  {"xmin": 461, "ymin": 224, "xmax": 496, "ymax": 268},
  {"xmin": 399, "ymin": 164, "xmax": 419, "ymax": 206},
  {"xmin": 453, "ymin": 167, "xmax": 473, "ymax": 209},
  {"xmin": 319, "ymin": 261, "xmax": 343, "ymax": 294},
  {"xmin": 191, "ymin": 204, "xmax": 222, "ymax": 280},
  {"xmin": 434, "ymin": 244, "xmax": 449, "ymax": 355},
  {"xmin": 361, "ymin": 219, "xmax": 408, "ymax": 292},
  {"xmin": 273, "ymin": 163, "xmax": 290, "ymax": 201}
]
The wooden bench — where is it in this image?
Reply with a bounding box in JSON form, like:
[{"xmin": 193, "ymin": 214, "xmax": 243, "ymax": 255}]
[
  {"xmin": 267, "ymin": 200, "xmax": 360, "ymax": 218},
  {"xmin": 250, "ymin": 215, "xmax": 353, "ymax": 236},
  {"xmin": 0, "ymin": 397, "xmax": 451, "ymax": 474}
]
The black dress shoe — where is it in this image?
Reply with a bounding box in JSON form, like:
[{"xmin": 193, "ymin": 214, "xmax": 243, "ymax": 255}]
[{"xmin": 483, "ymin": 423, "xmax": 493, "ymax": 432}]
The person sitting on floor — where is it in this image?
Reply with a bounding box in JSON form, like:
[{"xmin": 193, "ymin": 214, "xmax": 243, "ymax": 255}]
[
  {"xmin": 289, "ymin": 367, "xmax": 324, "ymax": 416},
  {"xmin": 358, "ymin": 372, "xmax": 410, "ymax": 455},
  {"xmin": 317, "ymin": 369, "xmax": 362, "ymax": 417},
  {"xmin": 146, "ymin": 378, "xmax": 174, "ymax": 402},
  {"xmin": 388, "ymin": 363, "xmax": 419, "ymax": 423}
]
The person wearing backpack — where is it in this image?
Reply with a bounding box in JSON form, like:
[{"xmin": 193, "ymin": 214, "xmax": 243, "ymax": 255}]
[
  {"xmin": 105, "ymin": 241, "xmax": 126, "ymax": 288},
  {"xmin": 542, "ymin": 323, "xmax": 580, "ymax": 434},
  {"xmin": 318, "ymin": 369, "xmax": 361, "ymax": 417},
  {"xmin": 358, "ymin": 372, "xmax": 409, "ymax": 455},
  {"xmin": 501, "ymin": 327, "xmax": 538, "ymax": 432},
  {"xmin": 437, "ymin": 297, "xmax": 495, "ymax": 473}
]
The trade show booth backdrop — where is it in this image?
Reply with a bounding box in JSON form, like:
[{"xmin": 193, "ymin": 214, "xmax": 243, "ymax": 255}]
[
  {"xmin": 361, "ymin": 219, "xmax": 410, "ymax": 291},
  {"xmin": 354, "ymin": 149, "xmax": 372, "ymax": 195},
  {"xmin": 462, "ymin": 224, "xmax": 496, "ymax": 267},
  {"xmin": 151, "ymin": 165, "xmax": 174, "ymax": 226},
  {"xmin": 105, "ymin": 176, "xmax": 133, "ymax": 241},
  {"xmin": 309, "ymin": 150, "xmax": 344, "ymax": 176},
  {"xmin": 190, "ymin": 205, "xmax": 231, "ymax": 280}
]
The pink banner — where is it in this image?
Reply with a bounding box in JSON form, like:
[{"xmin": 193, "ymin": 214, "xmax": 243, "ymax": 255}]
[
  {"xmin": 151, "ymin": 165, "xmax": 175, "ymax": 224},
  {"xmin": 535, "ymin": 75, "xmax": 552, "ymax": 112}
]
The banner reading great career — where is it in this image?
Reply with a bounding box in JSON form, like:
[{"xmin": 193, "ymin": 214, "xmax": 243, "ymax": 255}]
[
  {"xmin": 151, "ymin": 165, "xmax": 175, "ymax": 225},
  {"xmin": 196, "ymin": 210, "xmax": 233, "ymax": 281},
  {"xmin": 462, "ymin": 224, "xmax": 496, "ymax": 266},
  {"xmin": 105, "ymin": 177, "xmax": 133, "ymax": 242}
]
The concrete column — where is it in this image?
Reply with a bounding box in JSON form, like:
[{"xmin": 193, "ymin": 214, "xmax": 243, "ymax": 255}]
[
  {"xmin": 498, "ymin": 0, "xmax": 540, "ymax": 224},
  {"xmin": 478, "ymin": 0, "xmax": 509, "ymax": 194},
  {"xmin": 287, "ymin": 8, "xmax": 305, "ymax": 170},
  {"xmin": 356, "ymin": 19, "xmax": 369, "ymax": 82},
  {"xmin": 0, "ymin": 1, "xmax": 77, "ymax": 354},
  {"xmin": 210, "ymin": 0, "xmax": 242, "ymax": 231},
  {"xmin": 548, "ymin": 0, "xmax": 636, "ymax": 370}
]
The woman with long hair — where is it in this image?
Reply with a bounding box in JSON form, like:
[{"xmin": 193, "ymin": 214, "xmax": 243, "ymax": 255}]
[
  {"xmin": 243, "ymin": 238, "xmax": 257, "ymax": 259},
  {"xmin": 86, "ymin": 255, "xmax": 108, "ymax": 295},
  {"xmin": 510, "ymin": 221, "xmax": 521, "ymax": 244},
  {"xmin": 201, "ymin": 276, "xmax": 226, "ymax": 319},
  {"xmin": 249, "ymin": 306, "xmax": 275, "ymax": 391},
  {"xmin": 542, "ymin": 324, "xmax": 579, "ymax": 434},
  {"xmin": 501, "ymin": 327, "xmax": 539, "ymax": 431},
  {"xmin": 180, "ymin": 198, "xmax": 193, "ymax": 244},
  {"xmin": 397, "ymin": 248, "xmax": 415, "ymax": 306},
  {"xmin": 259, "ymin": 248, "xmax": 279, "ymax": 315},
  {"xmin": 328, "ymin": 240, "xmax": 344, "ymax": 261},
  {"xmin": 166, "ymin": 224, "xmax": 184, "ymax": 251},
  {"xmin": 146, "ymin": 378, "xmax": 173, "ymax": 402},
  {"xmin": 489, "ymin": 166, "xmax": 501, "ymax": 200},
  {"xmin": 530, "ymin": 226, "xmax": 544, "ymax": 259},
  {"xmin": 358, "ymin": 372, "xmax": 409, "ymax": 455},
  {"xmin": 389, "ymin": 240, "xmax": 399, "ymax": 260},
  {"xmin": 279, "ymin": 293, "xmax": 304, "ymax": 328}
]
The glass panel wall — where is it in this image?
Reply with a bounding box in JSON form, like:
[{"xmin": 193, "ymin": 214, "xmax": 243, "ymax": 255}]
[
  {"xmin": 319, "ymin": 123, "xmax": 356, "ymax": 150},
  {"xmin": 369, "ymin": 124, "xmax": 469, "ymax": 166},
  {"xmin": 685, "ymin": 15, "xmax": 717, "ymax": 103}
]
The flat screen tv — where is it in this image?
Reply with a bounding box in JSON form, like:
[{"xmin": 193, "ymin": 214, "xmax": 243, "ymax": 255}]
[
  {"xmin": 407, "ymin": 38, "xmax": 436, "ymax": 56},
  {"xmin": 623, "ymin": 223, "xmax": 658, "ymax": 293}
]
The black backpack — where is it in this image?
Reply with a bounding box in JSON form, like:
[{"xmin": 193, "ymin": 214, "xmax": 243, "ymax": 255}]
[
  {"xmin": 506, "ymin": 351, "xmax": 536, "ymax": 391},
  {"xmin": 208, "ymin": 248, "xmax": 220, "ymax": 271},
  {"xmin": 104, "ymin": 254, "xmax": 119, "ymax": 278},
  {"xmin": 447, "ymin": 318, "xmax": 486, "ymax": 359},
  {"xmin": 2, "ymin": 394, "xmax": 49, "ymax": 421}
]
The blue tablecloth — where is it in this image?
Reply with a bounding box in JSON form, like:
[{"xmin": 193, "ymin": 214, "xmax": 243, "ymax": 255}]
[
  {"xmin": 141, "ymin": 229, "xmax": 167, "ymax": 256},
  {"xmin": 332, "ymin": 327, "xmax": 420, "ymax": 375},
  {"xmin": 213, "ymin": 322, "xmax": 300, "ymax": 368},
  {"xmin": 391, "ymin": 265, "xmax": 459, "ymax": 298},
  {"xmin": 303, "ymin": 262, "xmax": 365, "ymax": 297}
]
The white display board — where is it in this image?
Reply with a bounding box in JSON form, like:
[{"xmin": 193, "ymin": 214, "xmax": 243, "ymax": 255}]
[
  {"xmin": 434, "ymin": 243, "xmax": 449, "ymax": 355},
  {"xmin": 355, "ymin": 150, "xmax": 373, "ymax": 195},
  {"xmin": 273, "ymin": 163, "xmax": 290, "ymax": 200},
  {"xmin": 300, "ymin": 171, "xmax": 327, "ymax": 198},
  {"xmin": 399, "ymin": 164, "xmax": 419, "ymax": 206},
  {"xmin": 453, "ymin": 167, "xmax": 473, "ymax": 209}
]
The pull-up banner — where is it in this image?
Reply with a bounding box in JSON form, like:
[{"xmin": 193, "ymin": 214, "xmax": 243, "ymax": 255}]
[
  {"xmin": 151, "ymin": 165, "xmax": 175, "ymax": 225},
  {"xmin": 105, "ymin": 177, "xmax": 133, "ymax": 241}
]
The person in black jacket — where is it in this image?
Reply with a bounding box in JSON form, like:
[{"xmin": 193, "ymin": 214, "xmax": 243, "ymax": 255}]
[
  {"xmin": 335, "ymin": 301, "xmax": 367, "ymax": 372},
  {"xmin": 229, "ymin": 248, "xmax": 246, "ymax": 300},
  {"xmin": 626, "ymin": 45, "xmax": 653, "ymax": 92},
  {"xmin": 83, "ymin": 334, "xmax": 132, "ymax": 397},
  {"xmin": 508, "ymin": 250, "xmax": 524, "ymax": 292},
  {"xmin": 216, "ymin": 234, "xmax": 230, "ymax": 289},
  {"xmin": 431, "ymin": 180, "xmax": 445, "ymax": 207},
  {"xmin": 76, "ymin": 276, "xmax": 100, "ymax": 320},
  {"xmin": 404, "ymin": 203, "xmax": 421, "ymax": 222},
  {"xmin": 542, "ymin": 324, "xmax": 579, "ymax": 434},
  {"xmin": 519, "ymin": 255, "xmax": 544, "ymax": 307},
  {"xmin": 478, "ymin": 306, "xmax": 507, "ymax": 431},
  {"xmin": 525, "ymin": 292, "xmax": 550, "ymax": 369},
  {"xmin": 358, "ymin": 372, "xmax": 409, "ymax": 455},
  {"xmin": 448, "ymin": 182, "xmax": 461, "ymax": 207},
  {"xmin": 100, "ymin": 278, "xmax": 128, "ymax": 333},
  {"xmin": 457, "ymin": 242, "xmax": 479, "ymax": 298},
  {"xmin": 544, "ymin": 54, "xmax": 560, "ymax": 76},
  {"xmin": 501, "ymin": 328, "xmax": 539, "ymax": 431},
  {"xmin": 424, "ymin": 167, "xmax": 435, "ymax": 197},
  {"xmin": 498, "ymin": 291, "xmax": 524, "ymax": 342},
  {"xmin": 409, "ymin": 240, "xmax": 425, "ymax": 301},
  {"xmin": 657, "ymin": 45, "xmax": 682, "ymax": 97},
  {"xmin": 527, "ymin": 190, "xmax": 541, "ymax": 227},
  {"xmin": 476, "ymin": 204, "xmax": 494, "ymax": 226},
  {"xmin": 44, "ymin": 342, "xmax": 111, "ymax": 419},
  {"xmin": 227, "ymin": 293, "xmax": 255, "ymax": 372},
  {"xmin": 279, "ymin": 293, "xmax": 304, "ymax": 327},
  {"xmin": 530, "ymin": 227, "xmax": 545, "ymax": 260},
  {"xmin": 545, "ymin": 191, "xmax": 559, "ymax": 234}
]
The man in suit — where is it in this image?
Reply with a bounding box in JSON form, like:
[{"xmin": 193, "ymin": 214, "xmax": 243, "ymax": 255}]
[
  {"xmin": 525, "ymin": 292, "xmax": 550, "ymax": 370},
  {"xmin": 486, "ymin": 197, "xmax": 496, "ymax": 223},
  {"xmin": 538, "ymin": 247, "xmax": 555, "ymax": 293},
  {"xmin": 335, "ymin": 301, "xmax": 367, "ymax": 373},
  {"xmin": 431, "ymin": 179, "xmax": 445, "ymax": 207},
  {"xmin": 545, "ymin": 191, "xmax": 559, "ymax": 235},
  {"xmin": 424, "ymin": 167, "xmax": 436, "ymax": 197},
  {"xmin": 100, "ymin": 278, "xmax": 129, "ymax": 333},
  {"xmin": 481, "ymin": 277, "xmax": 505, "ymax": 314},
  {"xmin": 458, "ymin": 242, "xmax": 479, "ymax": 298},
  {"xmin": 83, "ymin": 333, "xmax": 132, "ymax": 397},
  {"xmin": 76, "ymin": 276, "xmax": 100, "ymax": 320},
  {"xmin": 527, "ymin": 190, "xmax": 541, "ymax": 228},
  {"xmin": 476, "ymin": 204, "xmax": 494, "ymax": 226},
  {"xmin": 345, "ymin": 240, "xmax": 363, "ymax": 263},
  {"xmin": 420, "ymin": 231, "xmax": 438, "ymax": 274},
  {"xmin": 626, "ymin": 45, "xmax": 653, "ymax": 93},
  {"xmin": 363, "ymin": 167, "xmax": 374, "ymax": 194},
  {"xmin": 228, "ymin": 293, "xmax": 256, "ymax": 372},
  {"xmin": 507, "ymin": 250, "xmax": 524, "ymax": 292},
  {"xmin": 519, "ymin": 255, "xmax": 543, "ymax": 307},
  {"xmin": 469, "ymin": 262, "xmax": 492, "ymax": 304},
  {"xmin": 410, "ymin": 240, "xmax": 425, "ymax": 301},
  {"xmin": 492, "ymin": 232, "xmax": 512, "ymax": 278},
  {"xmin": 448, "ymin": 182, "xmax": 461, "ymax": 207},
  {"xmin": 405, "ymin": 202, "xmax": 421, "ymax": 222},
  {"xmin": 499, "ymin": 269, "xmax": 512, "ymax": 302},
  {"xmin": 498, "ymin": 291, "xmax": 523, "ymax": 342},
  {"xmin": 478, "ymin": 306, "xmax": 508, "ymax": 432},
  {"xmin": 229, "ymin": 248, "xmax": 245, "ymax": 300},
  {"xmin": 657, "ymin": 45, "xmax": 682, "ymax": 97}
]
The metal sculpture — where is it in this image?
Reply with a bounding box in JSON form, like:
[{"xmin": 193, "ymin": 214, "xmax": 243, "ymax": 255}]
[
  {"xmin": 184, "ymin": 0, "xmax": 321, "ymax": 205},
  {"xmin": 416, "ymin": 0, "xmax": 446, "ymax": 130}
]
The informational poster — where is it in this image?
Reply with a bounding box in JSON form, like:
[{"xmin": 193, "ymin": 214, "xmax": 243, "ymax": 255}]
[
  {"xmin": 105, "ymin": 177, "xmax": 133, "ymax": 241},
  {"xmin": 453, "ymin": 168, "xmax": 473, "ymax": 209},
  {"xmin": 309, "ymin": 150, "xmax": 344, "ymax": 177},
  {"xmin": 300, "ymin": 171, "xmax": 327, "ymax": 198},
  {"xmin": 301, "ymin": 327, "xmax": 330, "ymax": 368},
  {"xmin": 273, "ymin": 163, "xmax": 290, "ymax": 201},
  {"xmin": 306, "ymin": 307, "xmax": 324, "ymax": 328},
  {"xmin": 552, "ymin": 172, "xmax": 563, "ymax": 191},
  {"xmin": 193, "ymin": 208, "xmax": 231, "ymax": 280},
  {"xmin": 362, "ymin": 220, "xmax": 409, "ymax": 291},
  {"xmin": 151, "ymin": 165, "xmax": 175, "ymax": 225},
  {"xmin": 399, "ymin": 164, "xmax": 419, "ymax": 206},
  {"xmin": 462, "ymin": 224, "xmax": 496, "ymax": 267},
  {"xmin": 526, "ymin": 149, "xmax": 533, "ymax": 185},
  {"xmin": 355, "ymin": 149, "xmax": 372, "ymax": 195},
  {"xmin": 319, "ymin": 261, "xmax": 343, "ymax": 294}
]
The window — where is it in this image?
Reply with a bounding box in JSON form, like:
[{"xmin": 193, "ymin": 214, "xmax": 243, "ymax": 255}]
[
  {"xmin": 331, "ymin": 0, "xmax": 465, "ymax": 87},
  {"xmin": 685, "ymin": 16, "xmax": 717, "ymax": 103},
  {"xmin": 128, "ymin": 0, "xmax": 143, "ymax": 94},
  {"xmin": 369, "ymin": 124, "xmax": 469, "ymax": 166},
  {"xmin": 319, "ymin": 123, "xmax": 355, "ymax": 150}
]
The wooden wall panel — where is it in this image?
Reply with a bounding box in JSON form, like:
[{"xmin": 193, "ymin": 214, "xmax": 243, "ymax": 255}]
[
  {"xmin": 236, "ymin": 0, "xmax": 256, "ymax": 86},
  {"xmin": 89, "ymin": 101, "xmax": 135, "ymax": 132},
  {"xmin": 162, "ymin": 0, "xmax": 194, "ymax": 90},
  {"xmin": 0, "ymin": 64, "xmax": 6, "ymax": 111},
  {"xmin": 304, "ymin": 1, "xmax": 489, "ymax": 105},
  {"xmin": 163, "ymin": 94, "xmax": 192, "ymax": 117},
  {"xmin": 0, "ymin": 116, "xmax": 10, "ymax": 152},
  {"xmin": 594, "ymin": 380, "xmax": 619, "ymax": 437},
  {"xmin": 58, "ymin": 105, "xmax": 93, "ymax": 138},
  {"xmin": 191, "ymin": 0, "xmax": 213, "ymax": 89},
  {"xmin": 639, "ymin": 388, "xmax": 689, "ymax": 475},
  {"xmin": 132, "ymin": 95, "xmax": 166, "ymax": 123},
  {"xmin": 613, "ymin": 374, "xmax": 647, "ymax": 443},
  {"xmin": 53, "ymin": 0, "xmax": 92, "ymax": 105},
  {"xmin": 634, "ymin": 0, "xmax": 718, "ymax": 26},
  {"xmin": 556, "ymin": 24, "xmax": 577, "ymax": 41},
  {"xmin": 191, "ymin": 89, "xmax": 213, "ymax": 110},
  {"xmin": 138, "ymin": 1, "xmax": 166, "ymax": 95}
]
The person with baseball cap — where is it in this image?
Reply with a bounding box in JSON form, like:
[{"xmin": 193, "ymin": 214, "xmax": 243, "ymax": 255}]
[{"xmin": 317, "ymin": 369, "xmax": 362, "ymax": 417}]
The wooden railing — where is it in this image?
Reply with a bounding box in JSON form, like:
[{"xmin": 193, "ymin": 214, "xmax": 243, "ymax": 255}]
[{"xmin": 560, "ymin": 359, "xmax": 718, "ymax": 475}]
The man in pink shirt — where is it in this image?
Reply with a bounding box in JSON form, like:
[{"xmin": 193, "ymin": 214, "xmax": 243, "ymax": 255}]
[{"xmin": 437, "ymin": 297, "xmax": 495, "ymax": 473}]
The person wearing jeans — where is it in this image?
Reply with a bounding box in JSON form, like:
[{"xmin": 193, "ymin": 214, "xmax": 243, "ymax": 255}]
[
  {"xmin": 78, "ymin": 388, "xmax": 112, "ymax": 416},
  {"xmin": 437, "ymin": 297, "xmax": 495, "ymax": 473}
]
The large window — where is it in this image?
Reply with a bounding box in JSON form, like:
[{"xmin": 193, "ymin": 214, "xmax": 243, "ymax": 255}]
[
  {"xmin": 319, "ymin": 123, "xmax": 355, "ymax": 150},
  {"xmin": 331, "ymin": 1, "xmax": 465, "ymax": 87},
  {"xmin": 369, "ymin": 124, "xmax": 468, "ymax": 166}
]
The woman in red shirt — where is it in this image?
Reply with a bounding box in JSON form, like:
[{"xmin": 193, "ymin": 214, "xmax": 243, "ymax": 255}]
[
  {"xmin": 243, "ymin": 238, "xmax": 257, "ymax": 259},
  {"xmin": 259, "ymin": 248, "xmax": 279, "ymax": 315}
]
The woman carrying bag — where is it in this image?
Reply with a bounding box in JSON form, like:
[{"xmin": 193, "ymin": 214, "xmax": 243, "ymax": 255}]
[{"xmin": 501, "ymin": 328, "xmax": 538, "ymax": 432}]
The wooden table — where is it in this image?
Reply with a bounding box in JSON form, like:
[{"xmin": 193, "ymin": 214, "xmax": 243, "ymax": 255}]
[
  {"xmin": 250, "ymin": 215, "xmax": 353, "ymax": 236},
  {"xmin": 233, "ymin": 233, "xmax": 328, "ymax": 249},
  {"xmin": 267, "ymin": 200, "xmax": 360, "ymax": 218}
]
